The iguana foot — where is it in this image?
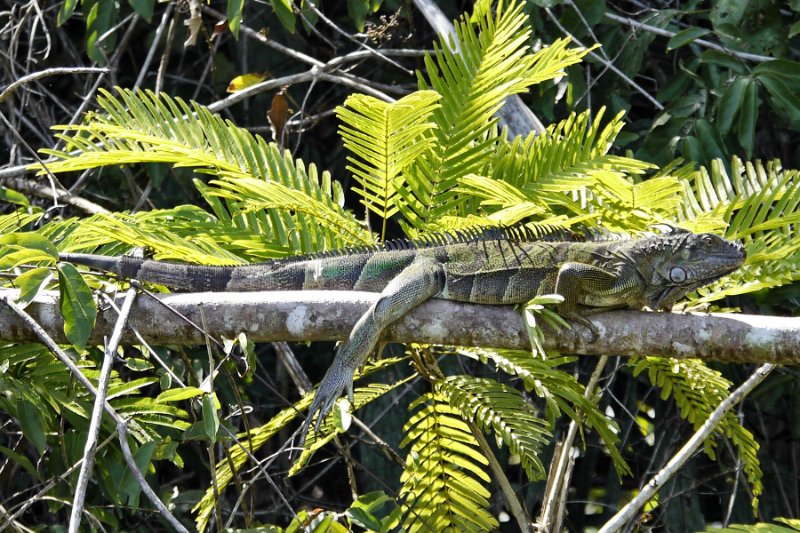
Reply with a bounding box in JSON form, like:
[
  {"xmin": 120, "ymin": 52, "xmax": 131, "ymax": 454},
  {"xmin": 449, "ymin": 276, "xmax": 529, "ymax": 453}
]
[
  {"xmin": 568, "ymin": 314, "xmax": 599, "ymax": 342},
  {"xmin": 298, "ymin": 359, "xmax": 355, "ymax": 447}
]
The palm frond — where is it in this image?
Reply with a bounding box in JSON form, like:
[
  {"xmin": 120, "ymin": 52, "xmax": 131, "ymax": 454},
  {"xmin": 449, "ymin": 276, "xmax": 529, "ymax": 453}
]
[
  {"xmin": 631, "ymin": 356, "xmax": 762, "ymax": 509},
  {"xmin": 399, "ymin": 391, "xmax": 498, "ymax": 532},
  {"xmin": 459, "ymin": 108, "xmax": 657, "ymax": 230},
  {"xmin": 678, "ymin": 158, "xmax": 800, "ymax": 303},
  {"xmin": 398, "ymin": 2, "xmax": 590, "ymax": 231},
  {"xmin": 336, "ymin": 91, "xmax": 441, "ymax": 239},
  {"xmin": 439, "ymin": 376, "xmax": 551, "ymax": 480},
  {"xmin": 460, "ymin": 348, "xmax": 631, "ymax": 477},
  {"xmin": 37, "ymin": 87, "xmax": 371, "ymax": 253}
]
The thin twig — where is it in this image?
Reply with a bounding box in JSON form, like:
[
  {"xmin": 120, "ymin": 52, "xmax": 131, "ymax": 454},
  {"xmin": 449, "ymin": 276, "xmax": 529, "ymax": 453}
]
[
  {"xmin": 0, "ymin": 174, "xmax": 110, "ymax": 214},
  {"xmin": 605, "ymin": 12, "xmax": 774, "ymax": 63},
  {"xmin": 469, "ymin": 420, "xmax": 530, "ymax": 530},
  {"xmin": 135, "ymin": 1, "xmax": 175, "ymax": 89},
  {"xmin": 545, "ymin": 8, "xmax": 664, "ymax": 111},
  {"xmin": 305, "ymin": 2, "xmax": 413, "ymax": 74},
  {"xmin": 538, "ymin": 356, "xmax": 609, "ymax": 531},
  {"xmin": 0, "ymin": 67, "xmax": 109, "ymax": 103},
  {"xmin": 68, "ymin": 288, "xmax": 138, "ymax": 533},
  {"xmin": 598, "ymin": 363, "xmax": 775, "ymax": 533}
]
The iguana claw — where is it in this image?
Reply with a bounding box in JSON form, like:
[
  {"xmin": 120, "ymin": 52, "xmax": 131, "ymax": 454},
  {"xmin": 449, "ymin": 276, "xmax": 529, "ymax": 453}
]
[{"xmin": 298, "ymin": 358, "xmax": 356, "ymax": 447}]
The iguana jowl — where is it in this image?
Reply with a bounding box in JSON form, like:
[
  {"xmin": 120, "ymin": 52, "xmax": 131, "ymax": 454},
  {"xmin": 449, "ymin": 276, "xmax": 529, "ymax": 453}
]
[{"xmin": 59, "ymin": 227, "xmax": 746, "ymax": 442}]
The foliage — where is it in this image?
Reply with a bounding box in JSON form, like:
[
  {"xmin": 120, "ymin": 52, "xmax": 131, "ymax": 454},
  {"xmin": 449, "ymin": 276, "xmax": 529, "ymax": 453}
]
[{"xmin": 1, "ymin": 0, "xmax": 799, "ymax": 530}]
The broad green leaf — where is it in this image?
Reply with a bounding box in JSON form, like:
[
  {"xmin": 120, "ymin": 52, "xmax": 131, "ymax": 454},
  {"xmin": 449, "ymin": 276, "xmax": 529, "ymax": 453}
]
[
  {"xmin": 716, "ymin": 77, "xmax": 750, "ymax": 134},
  {"xmin": 790, "ymin": 21, "xmax": 800, "ymax": 38},
  {"xmin": 347, "ymin": 0, "xmax": 369, "ymax": 32},
  {"xmin": 57, "ymin": 263, "xmax": 97, "ymax": 349},
  {"xmin": 270, "ymin": 0, "xmax": 296, "ymax": 32},
  {"xmin": 202, "ymin": 394, "xmax": 219, "ymax": 443},
  {"xmin": 737, "ymin": 79, "xmax": 758, "ymax": 159},
  {"xmin": 119, "ymin": 440, "xmax": 156, "ymax": 509},
  {"xmin": 0, "ymin": 249, "xmax": 56, "ymax": 270},
  {"xmin": 127, "ymin": 0, "xmax": 154, "ymax": 22},
  {"xmin": 156, "ymin": 387, "xmax": 206, "ymax": 403},
  {"xmin": 758, "ymin": 74, "xmax": 800, "ymax": 122},
  {"xmin": 753, "ymin": 60, "xmax": 800, "ymax": 84},
  {"xmin": 0, "ymin": 232, "xmax": 58, "ymax": 258},
  {"xmin": 699, "ymin": 50, "xmax": 746, "ymax": 73},
  {"xmin": 15, "ymin": 267, "xmax": 54, "ymax": 308},
  {"xmin": 227, "ymin": 0, "xmax": 245, "ymax": 38},
  {"xmin": 0, "ymin": 444, "xmax": 42, "ymax": 481},
  {"xmin": 18, "ymin": 399, "xmax": 46, "ymax": 455},
  {"xmin": 667, "ymin": 27, "xmax": 710, "ymax": 50},
  {"xmin": 0, "ymin": 187, "xmax": 29, "ymax": 206},
  {"xmin": 57, "ymin": 0, "xmax": 78, "ymax": 25}
]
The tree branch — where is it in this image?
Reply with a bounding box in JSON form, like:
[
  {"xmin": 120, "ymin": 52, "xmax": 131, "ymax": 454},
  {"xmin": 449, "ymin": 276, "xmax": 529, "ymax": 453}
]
[{"xmin": 1, "ymin": 289, "xmax": 797, "ymax": 363}]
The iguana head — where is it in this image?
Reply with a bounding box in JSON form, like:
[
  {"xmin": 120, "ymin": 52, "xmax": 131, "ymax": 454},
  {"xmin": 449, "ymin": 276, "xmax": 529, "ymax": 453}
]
[{"xmin": 637, "ymin": 231, "xmax": 746, "ymax": 311}]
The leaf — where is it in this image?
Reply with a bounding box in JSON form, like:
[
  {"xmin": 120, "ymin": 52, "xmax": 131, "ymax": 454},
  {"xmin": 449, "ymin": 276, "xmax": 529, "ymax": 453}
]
[
  {"xmin": 227, "ymin": 0, "xmax": 245, "ymax": 38},
  {"xmin": 716, "ymin": 77, "xmax": 750, "ymax": 134},
  {"xmin": 127, "ymin": 0, "xmax": 154, "ymax": 22},
  {"xmin": 347, "ymin": 0, "xmax": 370, "ymax": 32},
  {"xmin": 17, "ymin": 399, "xmax": 46, "ymax": 455},
  {"xmin": 156, "ymin": 387, "xmax": 206, "ymax": 403},
  {"xmin": 15, "ymin": 267, "xmax": 54, "ymax": 308},
  {"xmin": 0, "ymin": 187, "xmax": 29, "ymax": 206},
  {"xmin": 270, "ymin": 0, "xmax": 296, "ymax": 33},
  {"xmin": 667, "ymin": 27, "xmax": 710, "ymax": 50},
  {"xmin": 202, "ymin": 394, "xmax": 219, "ymax": 443},
  {"xmin": 0, "ymin": 444, "xmax": 42, "ymax": 481},
  {"xmin": 758, "ymin": 74, "xmax": 800, "ymax": 122},
  {"xmin": 737, "ymin": 78, "xmax": 758, "ymax": 159},
  {"xmin": 119, "ymin": 440, "xmax": 156, "ymax": 509},
  {"xmin": 0, "ymin": 232, "xmax": 58, "ymax": 258},
  {"xmin": 0, "ymin": 249, "xmax": 57, "ymax": 270},
  {"xmin": 57, "ymin": 0, "xmax": 78, "ymax": 26},
  {"xmin": 57, "ymin": 263, "xmax": 98, "ymax": 349}
]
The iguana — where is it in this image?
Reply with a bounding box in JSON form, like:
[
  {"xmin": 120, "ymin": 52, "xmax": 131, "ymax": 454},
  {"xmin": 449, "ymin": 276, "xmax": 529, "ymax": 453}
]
[{"xmin": 58, "ymin": 226, "xmax": 746, "ymax": 443}]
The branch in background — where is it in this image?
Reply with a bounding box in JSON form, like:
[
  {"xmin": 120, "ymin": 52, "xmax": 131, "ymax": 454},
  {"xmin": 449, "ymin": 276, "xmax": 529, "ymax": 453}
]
[
  {"xmin": 2, "ymin": 288, "xmax": 798, "ymax": 364},
  {"xmin": 0, "ymin": 175, "xmax": 110, "ymax": 215}
]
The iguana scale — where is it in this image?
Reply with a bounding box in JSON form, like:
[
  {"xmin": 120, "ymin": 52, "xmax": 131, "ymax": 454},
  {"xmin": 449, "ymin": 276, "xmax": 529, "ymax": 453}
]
[{"xmin": 58, "ymin": 226, "xmax": 746, "ymax": 443}]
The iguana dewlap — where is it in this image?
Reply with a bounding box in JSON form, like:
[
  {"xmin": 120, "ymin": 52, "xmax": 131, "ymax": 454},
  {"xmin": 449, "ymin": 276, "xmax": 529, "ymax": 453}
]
[{"xmin": 59, "ymin": 227, "xmax": 746, "ymax": 444}]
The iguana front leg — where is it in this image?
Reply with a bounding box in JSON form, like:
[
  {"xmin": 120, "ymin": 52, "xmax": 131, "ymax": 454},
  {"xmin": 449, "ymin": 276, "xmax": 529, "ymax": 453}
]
[
  {"xmin": 299, "ymin": 257, "xmax": 446, "ymax": 445},
  {"xmin": 554, "ymin": 262, "xmax": 636, "ymax": 338}
]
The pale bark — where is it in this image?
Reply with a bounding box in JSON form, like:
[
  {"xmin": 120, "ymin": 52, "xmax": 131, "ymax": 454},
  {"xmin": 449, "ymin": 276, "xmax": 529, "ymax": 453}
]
[{"xmin": 1, "ymin": 288, "xmax": 797, "ymax": 364}]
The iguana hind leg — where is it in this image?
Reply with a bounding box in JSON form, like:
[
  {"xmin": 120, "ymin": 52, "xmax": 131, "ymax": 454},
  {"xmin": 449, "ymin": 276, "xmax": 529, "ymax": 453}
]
[{"xmin": 299, "ymin": 257, "xmax": 445, "ymax": 446}]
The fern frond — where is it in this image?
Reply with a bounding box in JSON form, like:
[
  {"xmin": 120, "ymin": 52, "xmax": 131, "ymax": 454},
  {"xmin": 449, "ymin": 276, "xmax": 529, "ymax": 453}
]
[
  {"xmin": 439, "ymin": 376, "xmax": 551, "ymax": 480},
  {"xmin": 399, "ymin": 2, "xmax": 590, "ymax": 230},
  {"xmin": 461, "ymin": 348, "xmax": 631, "ymax": 477},
  {"xmin": 631, "ymin": 357, "xmax": 762, "ymax": 509},
  {"xmin": 336, "ymin": 91, "xmax": 441, "ymax": 239},
  {"xmin": 399, "ymin": 391, "xmax": 498, "ymax": 532}
]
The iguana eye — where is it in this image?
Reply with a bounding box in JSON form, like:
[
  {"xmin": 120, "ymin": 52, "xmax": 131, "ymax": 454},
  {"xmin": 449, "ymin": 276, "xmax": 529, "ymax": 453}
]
[
  {"xmin": 701, "ymin": 235, "xmax": 715, "ymax": 247},
  {"xmin": 669, "ymin": 267, "xmax": 687, "ymax": 283}
]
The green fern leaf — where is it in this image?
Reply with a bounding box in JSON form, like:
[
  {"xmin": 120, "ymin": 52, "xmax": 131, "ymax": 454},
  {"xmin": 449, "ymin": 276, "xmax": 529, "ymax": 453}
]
[
  {"xmin": 399, "ymin": 391, "xmax": 498, "ymax": 532},
  {"xmin": 399, "ymin": 2, "xmax": 589, "ymax": 230},
  {"xmin": 439, "ymin": 376, "xmax": 550, "ymax": 480},
  {"xmin": 337, "ymin": 91, "xmax": 441, "ymax": 239},
  {"xmin": 631, "ymin": 356, "xmax": 763, "ymax": 509},
  {"xmin": 461, "ymin": 348, "xmax": 631, "ymax": 477}
]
